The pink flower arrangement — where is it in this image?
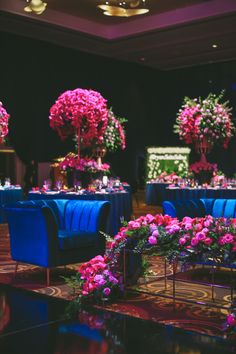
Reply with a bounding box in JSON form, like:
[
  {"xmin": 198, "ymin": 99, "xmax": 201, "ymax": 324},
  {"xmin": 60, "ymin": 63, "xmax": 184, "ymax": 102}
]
[
  {"xmin": 0, "ymin": 101, "xmax": 10, "ymax": 144},
  {"xmin": 174, "ymin": 91, "xmax": 234, "ymax": 148},
  {"xmin": 49, "ymin": 88, "xmax": 109, "ymax": 146},
  {"xmin": 189, "ymin": 161, "xmax": 218, "ymax": 174},
  {"xmin": 65, "ymin": 212, "xmax": 236, "ymax": 304},
  {"xmin": 59, "ymin": 153, "xmax": 110, "ymax": 173},
  {"xmin": 168, "ymin": 215, "xmax": 236, "ymax": 263},
  {"xmin": 225, "ymin": 299, "xmax": 236, "ymax": 336},
  {"xmin": 102, "ymin": 108, "xmax": 127, "ymax": 152},
  {"xmin": 107, "ymin": 213, "xmax": 179, "ymax": 260},
  {"xmin": 75, "ymin": 255, "xmax": 122, "ymax": 300}
]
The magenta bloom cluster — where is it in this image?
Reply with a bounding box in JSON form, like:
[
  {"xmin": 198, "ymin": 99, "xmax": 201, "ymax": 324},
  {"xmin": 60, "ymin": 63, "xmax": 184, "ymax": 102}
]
[
  {"xmin": 0, "ymin": 101, "xmax": 10, "ymax": 144},
  {"xmin": 103, "ymin": 109, "xmax": 126, "ymax": 152},
  {"xmin": 176, "ymin": 215, "xmax": 236, "ymax": 256},
  {"xmin": 49, "ymin": 88, "xmax": 109, "ymax": 146},
  {"xmin": 174, "ymin": 92, "xmax": 234, "ymax": 148},
  {"xmin": 59, "ymin": 153, "xmax": 110, "ymax": 173},
  {"xmin": 78, "ymin": 255, "xmax": 121, "ymax": 298},
  {"xmin": 70, "ymin": 213, "xmax": 236, "ymax": 304},
  {"xmin": 189, "ymin": 160, "xmax": 218, "ymax": 174}
]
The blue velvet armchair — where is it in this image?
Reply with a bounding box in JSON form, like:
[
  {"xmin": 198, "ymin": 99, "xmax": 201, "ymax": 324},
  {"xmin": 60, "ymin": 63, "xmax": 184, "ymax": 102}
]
[
  {"xmin": 162, "ymin": 198, "xmax": 236, "ymax": 219},
  {"xmin": 4, "ymin": 199, "xmax": 110, "ymax": 286}
]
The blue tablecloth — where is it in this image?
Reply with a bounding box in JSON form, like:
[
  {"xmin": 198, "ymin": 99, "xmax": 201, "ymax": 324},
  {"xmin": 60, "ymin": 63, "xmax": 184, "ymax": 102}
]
[
  {"xmin": 163, "ymin": 188, "xmax": 236, "ymax": 201},
  {"xmin": 0, "ymin": 188, "xmax": 24, "ymax": 223},
  {"xmin": 28, "ymin": 191, "xmax": 132, "ymax": 236},
  {"xmin": 145, "ymin": 183, "xmax": 170, "ymax": 205}
]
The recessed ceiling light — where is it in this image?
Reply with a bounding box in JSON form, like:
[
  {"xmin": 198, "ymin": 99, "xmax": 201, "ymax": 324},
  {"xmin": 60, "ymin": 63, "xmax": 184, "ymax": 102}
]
[
  {"xmin": 139, "ymin": 57, "xmax": 146, "ymax": 61},
  {"xmin": 212, "ymin": 44, "xmax": 218, "ymax": 48}
]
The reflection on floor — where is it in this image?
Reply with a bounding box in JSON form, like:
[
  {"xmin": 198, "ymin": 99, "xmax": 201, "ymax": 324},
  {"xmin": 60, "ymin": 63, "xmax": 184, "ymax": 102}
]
[{"xmin": 0, "ymin": 284, "xmax": 236, "ymax": 354}]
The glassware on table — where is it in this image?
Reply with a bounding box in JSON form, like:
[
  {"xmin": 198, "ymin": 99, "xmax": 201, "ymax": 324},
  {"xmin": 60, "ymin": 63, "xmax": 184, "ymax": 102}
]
[
  {"xmin": 43, "ymin": 179, "xmax": 52, "ymax": 191},
  {"xmin": 74, "ymin": 181, "xmax": 81, "ymax": 192},
  {"xmin": 55, "ymin": 180, "xmax": 63, "ymax": 191},
  {"xmin": 102, "ymin": 175, "xmax": 108, "ymax": 187},
  {"xmin": 4, "ymin": 177, "xmax": 11, "ymax": 188}
]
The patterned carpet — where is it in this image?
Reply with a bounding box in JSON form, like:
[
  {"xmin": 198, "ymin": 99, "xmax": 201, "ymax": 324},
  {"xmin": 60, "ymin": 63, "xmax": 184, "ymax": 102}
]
[{"xmin": 0, "ymin": 195, "xmax": 233, "ymax": 337}]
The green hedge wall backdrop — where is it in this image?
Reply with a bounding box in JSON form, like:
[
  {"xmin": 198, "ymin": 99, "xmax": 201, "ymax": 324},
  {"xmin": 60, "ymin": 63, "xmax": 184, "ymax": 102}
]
[{"xmin": 146, "ymin": 147, "xmax": 191, "ymax": 181}]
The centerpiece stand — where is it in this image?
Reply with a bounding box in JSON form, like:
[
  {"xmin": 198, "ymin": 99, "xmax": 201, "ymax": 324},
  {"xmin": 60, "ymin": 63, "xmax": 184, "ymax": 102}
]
[{"xmin": 193, "ymin": 137, "xmax": 213, "ymax": 184}]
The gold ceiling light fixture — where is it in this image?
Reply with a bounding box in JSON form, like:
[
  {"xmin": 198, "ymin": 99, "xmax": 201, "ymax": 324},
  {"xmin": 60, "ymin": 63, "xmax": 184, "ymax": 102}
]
[
  {"xmin": 97, "ymin": 0, "xmax": 149, "ymax": 17},
  {"xmin": 24, "ymin": 0, "xmax": 47, "ymax": 15}
]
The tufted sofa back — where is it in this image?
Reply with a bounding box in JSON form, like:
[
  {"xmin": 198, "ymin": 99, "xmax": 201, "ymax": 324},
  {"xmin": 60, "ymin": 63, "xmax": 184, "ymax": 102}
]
[
  {"xmin": 162, "ymin": 199, "xmax": 236, "ymax": 219},
  {"xmin": 6, "ymin": 199, "xmax": 110, "ymax": 232}
]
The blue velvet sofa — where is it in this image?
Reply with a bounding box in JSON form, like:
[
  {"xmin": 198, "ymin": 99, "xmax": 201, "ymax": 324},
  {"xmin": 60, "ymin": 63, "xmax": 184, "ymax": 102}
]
[
  {"xmin": 162, "ymin": 198, "xmax": 236, "ymax": 219},
  {"xmin": 4, "ymin": 199, "xmax": 110, "ymax": 285}
]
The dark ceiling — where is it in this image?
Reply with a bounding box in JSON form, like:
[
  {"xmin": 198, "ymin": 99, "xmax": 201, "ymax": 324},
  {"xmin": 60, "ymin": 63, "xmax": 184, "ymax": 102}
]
[{"xmin": 0, "ymin": 0, "xmax": 236, "ymax": 70}]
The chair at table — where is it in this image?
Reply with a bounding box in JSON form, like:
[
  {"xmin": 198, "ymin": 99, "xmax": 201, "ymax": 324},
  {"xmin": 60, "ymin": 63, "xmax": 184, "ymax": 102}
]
[{"xmin": 4, "ymin": 199, "xmax": 110, "ymax": 286}]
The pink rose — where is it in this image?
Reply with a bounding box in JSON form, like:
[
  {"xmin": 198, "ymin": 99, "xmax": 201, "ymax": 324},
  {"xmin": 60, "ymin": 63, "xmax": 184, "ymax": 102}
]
[
  {"xmin": 182, "ymin": 217, "xmax": 193, "ymax": 223},
  {"xmin": 232, "ymin": 242, "xmax": 236, "ymax": 251},
  {"xmin": 145, "ymin": 214, "xmax": 156, "ymax": 223},
  {"xmin": 203, "ymin": 237, "xmax": 213, "ymax": 246},
  {"xmin": 179, "ymin": 237, "xmax": 187, "ymax": 245},
  {"xmin": 152, "ymin": 230, "xmax": 159, "ymax": 237},
  {"xmin": 185, "ymin": 223, "xmax": 193, "ymax": 230},
  {"xmin": 223, "ymin": 233, "xmax": 234, "ymax": 244},
  {"xmin": 191, "ymin": 237, "xmax": 199, "ymax": 246},
  {"xmin": 103, "ymin": 287, "xmax": 111, "ymax": 297},
  {"xmin": 148, "ymin": 236, "xmax": 157, "ymax": 245},
  {"xmin": 128, "ymin": 221, "xmax": 141, "ymax": 229},
  {"xmin": 196, "ymin": 232, "xmax": 206, "ymax": 241},
  {"xmin": 195, "ymin": 223, "xmax": 202, "ymax": 231},
  {"xmin": 227, "ymin": 314, "xmax": 236, "ymax": 326}
]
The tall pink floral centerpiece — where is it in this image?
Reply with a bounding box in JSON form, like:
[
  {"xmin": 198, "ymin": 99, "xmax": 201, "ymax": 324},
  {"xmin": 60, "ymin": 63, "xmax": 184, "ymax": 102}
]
[
  {"xmin": 0, "ymin": 101, "xmax": 10, "ymax": 145},
  {"xmin": 93, "ymin": 107, "xmax": 127, "ymax": 166},
  {"xmin": 174, "ymin": 91, "xmax": 234, "ymax": 182},
  {"xmin": 49, "ymin": 88, "xmax": 109, "ymax": 158}
]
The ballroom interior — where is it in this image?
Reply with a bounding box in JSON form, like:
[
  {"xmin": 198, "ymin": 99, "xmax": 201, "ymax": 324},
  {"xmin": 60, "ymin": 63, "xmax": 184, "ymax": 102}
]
[{"xmin": 1, "ymin": 1, "xmax": 236, "ymax": 353}]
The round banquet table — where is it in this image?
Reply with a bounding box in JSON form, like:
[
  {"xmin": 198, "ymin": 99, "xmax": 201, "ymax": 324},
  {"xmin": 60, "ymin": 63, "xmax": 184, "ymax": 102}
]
[
  {"xmin": 28, "ymin": 191, "xmax": 132, "ymax": 236},
  {"xmin": 163, "ymin": 187, "xmax": 236, "ymax": 202},
  {"xmin": 145, "ymin": 183, "xmax": 170, "ymax": 205},
  {"xmin": 0, "ymin": 188, "xmax": 24, "ymax": 223}
]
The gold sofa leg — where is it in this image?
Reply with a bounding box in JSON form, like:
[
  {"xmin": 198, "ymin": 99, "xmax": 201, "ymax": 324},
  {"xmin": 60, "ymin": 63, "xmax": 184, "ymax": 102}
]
[{"xmin": 46, "ymin": 268, "xmax": 50, "ymax": 287}]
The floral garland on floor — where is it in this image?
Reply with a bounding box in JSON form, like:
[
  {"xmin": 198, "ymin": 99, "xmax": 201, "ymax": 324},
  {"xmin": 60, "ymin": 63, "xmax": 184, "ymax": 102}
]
[
  {"xmin": 226, "ymin": 299, "xmax": 236, "ymax": 337},
  {"xmin": 65, "ymin": 213, "xmax": 179, "ymax": 302},
  {"xmin": 65, "ymin": 213, "xmax": 236, "ymax": 305},
  {"xmin": 0, "ymin": 101, "xmax": 10, "ymax": 144}
]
